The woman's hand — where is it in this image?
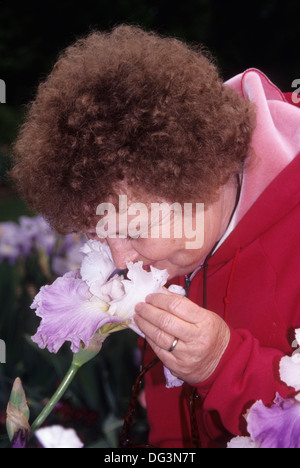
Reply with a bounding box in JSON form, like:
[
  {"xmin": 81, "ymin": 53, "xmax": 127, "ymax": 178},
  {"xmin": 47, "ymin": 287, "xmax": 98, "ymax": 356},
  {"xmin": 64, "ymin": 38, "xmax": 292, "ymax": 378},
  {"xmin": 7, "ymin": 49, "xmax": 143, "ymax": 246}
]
[{"xmin": 134, "ymin": 292, "xmax": 230, "ymax": 384}]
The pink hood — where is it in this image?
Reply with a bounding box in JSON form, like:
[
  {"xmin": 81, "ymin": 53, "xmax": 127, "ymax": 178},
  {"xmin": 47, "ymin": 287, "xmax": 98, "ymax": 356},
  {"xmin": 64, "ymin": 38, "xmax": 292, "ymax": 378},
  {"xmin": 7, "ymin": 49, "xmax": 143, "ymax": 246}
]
[{"xmin": 225, "ymin": 69, "xmax": 300, "ymax": 223}]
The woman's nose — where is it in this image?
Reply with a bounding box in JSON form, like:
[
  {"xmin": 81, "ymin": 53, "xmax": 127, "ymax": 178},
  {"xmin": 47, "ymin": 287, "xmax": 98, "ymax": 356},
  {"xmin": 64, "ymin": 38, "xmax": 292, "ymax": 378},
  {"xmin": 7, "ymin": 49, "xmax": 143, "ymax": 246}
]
[{"xmin": 107, "ymin": 238, "xmax": 139, "ymax": 269}]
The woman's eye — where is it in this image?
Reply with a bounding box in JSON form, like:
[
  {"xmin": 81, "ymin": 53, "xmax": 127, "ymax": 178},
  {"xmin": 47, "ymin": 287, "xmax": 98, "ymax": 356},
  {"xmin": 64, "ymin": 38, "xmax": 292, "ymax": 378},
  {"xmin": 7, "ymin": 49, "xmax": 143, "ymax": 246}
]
[{"xmin": 86, "ymin": 232, "xmax": 98, "ymax": 240}]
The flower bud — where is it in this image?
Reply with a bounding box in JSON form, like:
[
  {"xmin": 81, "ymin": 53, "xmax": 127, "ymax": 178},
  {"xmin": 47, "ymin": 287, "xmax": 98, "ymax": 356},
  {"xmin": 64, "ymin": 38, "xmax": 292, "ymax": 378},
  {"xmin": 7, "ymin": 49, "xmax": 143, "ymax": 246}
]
[
  {"xmin": 72, "ymin": 331, "xmax": 108, "ymax": 367},
  {"xmin": 6, "ymin": 378, "xmax": 30, "ymax": 443}
]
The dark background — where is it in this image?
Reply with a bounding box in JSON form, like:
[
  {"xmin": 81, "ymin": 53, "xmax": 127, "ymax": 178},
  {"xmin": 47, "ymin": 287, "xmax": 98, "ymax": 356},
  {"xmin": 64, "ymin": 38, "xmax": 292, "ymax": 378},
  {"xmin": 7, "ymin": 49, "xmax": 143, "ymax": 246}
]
[
  {"xmin": 0, "ymin": 0, "xmax": 299, "ymax": 206},
  {"xmin": 1, "ymin": 0, "xmax": 299, "ymax": 107}
]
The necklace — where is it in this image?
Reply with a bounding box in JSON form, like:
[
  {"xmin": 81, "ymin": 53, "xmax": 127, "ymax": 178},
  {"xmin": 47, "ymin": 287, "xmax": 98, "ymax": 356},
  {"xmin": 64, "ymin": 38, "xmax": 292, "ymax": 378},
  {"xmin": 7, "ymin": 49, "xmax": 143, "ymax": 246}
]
[{"xmin": 184, "ymin": 172, "xmax": 243, "ymax": 298}]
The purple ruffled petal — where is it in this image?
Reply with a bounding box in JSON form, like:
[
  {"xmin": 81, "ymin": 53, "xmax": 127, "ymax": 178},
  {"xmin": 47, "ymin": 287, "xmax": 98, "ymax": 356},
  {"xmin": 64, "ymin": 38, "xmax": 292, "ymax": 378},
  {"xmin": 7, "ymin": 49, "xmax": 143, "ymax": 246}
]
[
  {"xmin": 31, "ymin": 271, "xmax": 120, "ymax": 353},
  {"xmin": 247, "ymin": 394, "xmax": 300, "ymax": 448},
  {"xmin": 163, "ymin": 367, "xmax": 184, "ymax": 389}
]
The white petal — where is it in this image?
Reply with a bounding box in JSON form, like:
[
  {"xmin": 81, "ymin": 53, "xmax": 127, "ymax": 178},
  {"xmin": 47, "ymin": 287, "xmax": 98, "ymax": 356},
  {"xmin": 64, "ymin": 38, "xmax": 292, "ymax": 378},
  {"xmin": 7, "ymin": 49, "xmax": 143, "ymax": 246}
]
[
  {"xmin": 168, "ymin": 284, "xmax": 186, "ymax": 296},
  {"xmin": 109, "ymin": 262, "xmax": 169, "ymax": 322},
  {"xmin": 280, "ymin": 354, "xmax": 300, "ymax": 391},
  {"xmin": 227, "ymin": 436, "xmax": 259, "ymax": 448},
  {"xmin": 80, "ymin": 240, "xmax": 115, "ymax": 286},
  {"xmin": 92, "ymin": 276, "xmax": 125, "ymax": 303},
  {"xmin": 295, "ymin": 329, "xmax": 300, "ymax": 347},
  {"xmin": 35, "ymin": 425, "xmax": 84, "ymax": 449}
]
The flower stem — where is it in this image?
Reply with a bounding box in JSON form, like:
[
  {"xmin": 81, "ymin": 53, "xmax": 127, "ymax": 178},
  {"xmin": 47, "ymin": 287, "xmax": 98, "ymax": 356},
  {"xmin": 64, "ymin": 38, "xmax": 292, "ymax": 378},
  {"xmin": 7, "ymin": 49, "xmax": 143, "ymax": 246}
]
[{"xmin": 30, "ymin": 362, "xmax": 80, "ymax": 433}]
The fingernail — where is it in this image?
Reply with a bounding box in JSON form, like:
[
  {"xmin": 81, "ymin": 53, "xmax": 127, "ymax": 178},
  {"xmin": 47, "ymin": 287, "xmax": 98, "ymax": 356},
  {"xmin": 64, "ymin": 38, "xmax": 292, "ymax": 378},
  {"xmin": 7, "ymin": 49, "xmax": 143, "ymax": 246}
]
[
  {"xmin": 145, "ymin": 294, "xmax": 154, "ymax": 302},
  {"xmin": 135, "ymin": 302, "xmax": 143, "ymax": 313}
]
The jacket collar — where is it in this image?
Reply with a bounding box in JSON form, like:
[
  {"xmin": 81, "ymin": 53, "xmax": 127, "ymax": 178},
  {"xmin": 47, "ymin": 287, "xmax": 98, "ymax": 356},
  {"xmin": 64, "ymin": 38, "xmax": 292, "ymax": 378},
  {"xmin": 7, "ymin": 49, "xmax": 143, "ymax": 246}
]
[{"xmin": 209, "ymin": 151, "xmax": 300, "ymax": 267}]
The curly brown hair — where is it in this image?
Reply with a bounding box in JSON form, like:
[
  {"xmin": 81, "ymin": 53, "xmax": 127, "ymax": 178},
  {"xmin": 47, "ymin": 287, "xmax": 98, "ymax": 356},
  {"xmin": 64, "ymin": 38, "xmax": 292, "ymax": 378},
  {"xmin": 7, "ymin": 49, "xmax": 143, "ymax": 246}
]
[{"xmin": 11, "ymin": 24, "xmax": 255, "ymax": 234}]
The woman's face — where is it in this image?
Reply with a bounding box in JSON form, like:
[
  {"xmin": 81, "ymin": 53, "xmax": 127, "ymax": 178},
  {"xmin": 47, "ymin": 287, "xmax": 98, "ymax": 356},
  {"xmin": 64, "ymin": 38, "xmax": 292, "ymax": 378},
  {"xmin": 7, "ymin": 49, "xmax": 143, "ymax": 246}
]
[{"xmin": 86, "ymin": 178, "xmax": 238, "ymax": 280}]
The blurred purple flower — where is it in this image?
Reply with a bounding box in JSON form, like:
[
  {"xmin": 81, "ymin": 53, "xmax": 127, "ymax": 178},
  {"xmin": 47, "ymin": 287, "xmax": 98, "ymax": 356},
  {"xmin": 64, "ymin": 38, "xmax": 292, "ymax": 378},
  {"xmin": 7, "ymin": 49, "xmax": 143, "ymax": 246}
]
[
  {"xmin": 52, "ymin": 240, "xmax": 85, "ymax": 276},
  {"xmin": 0, "ymin": 221, "xmax": 20, "ymax": 263},
  {"xmin": 0, "ymin": 216, "xmax": 85, "ymax": 276},
  {"xmin": 19, "ymin": 216, "xmax": 56, "ymax": 256}
]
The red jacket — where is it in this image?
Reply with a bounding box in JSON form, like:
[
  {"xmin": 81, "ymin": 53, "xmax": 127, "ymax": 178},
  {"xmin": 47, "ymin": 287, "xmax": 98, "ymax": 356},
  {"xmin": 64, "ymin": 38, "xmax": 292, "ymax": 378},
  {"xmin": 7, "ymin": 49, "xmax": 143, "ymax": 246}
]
[{"xmin": 142, "ymin": 72, "xmax": 300, "ymax": 448}]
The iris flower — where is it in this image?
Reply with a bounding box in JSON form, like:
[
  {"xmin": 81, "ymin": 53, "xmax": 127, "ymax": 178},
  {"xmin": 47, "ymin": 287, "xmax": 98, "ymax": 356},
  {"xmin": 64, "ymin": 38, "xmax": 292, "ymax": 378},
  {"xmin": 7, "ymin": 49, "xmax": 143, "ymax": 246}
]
[
  {"xmin": 31, "ymin": 269, "xmax": 114, "ymax": 354},
  {"xmin": 228, "ymin": 394, "xmax": 300, "ymax": 448},
  {"xmin": 31, "ymin": 240, "xmax": 169, "ymax": 354},
  {"xmin": 8, "ymin": 239, "xmax": 184, "ymax": 441},
  {"xmin": 228, "ymin": 329, "xmax": 300, "ymax": 448},
  {"xmin": 9, "ymin": 239, "xmax": 184, "ymax": 443},
  {"xmin": 31, "ymin": 240, "xmax": 186, "ymax": 390}
]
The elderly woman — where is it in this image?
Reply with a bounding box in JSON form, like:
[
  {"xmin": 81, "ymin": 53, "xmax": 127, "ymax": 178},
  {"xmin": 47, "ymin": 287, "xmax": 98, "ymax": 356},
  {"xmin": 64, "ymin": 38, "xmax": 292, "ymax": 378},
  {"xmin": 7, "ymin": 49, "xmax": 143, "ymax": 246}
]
[{"xmin": 11, "ymin": 25, "xmax": 300, "ymax": 448}]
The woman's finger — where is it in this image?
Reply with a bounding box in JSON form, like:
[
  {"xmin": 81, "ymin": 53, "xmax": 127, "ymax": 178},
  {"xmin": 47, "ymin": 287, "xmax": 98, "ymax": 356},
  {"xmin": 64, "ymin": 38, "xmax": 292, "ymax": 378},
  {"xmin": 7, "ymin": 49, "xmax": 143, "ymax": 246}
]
[
  {"xmin": 145, "ymin": 292, "xmax": 204, "ymax": 324},
  {"xmin": 135, "ymin": 302, "xmax": 190, "ymax": 345}
]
